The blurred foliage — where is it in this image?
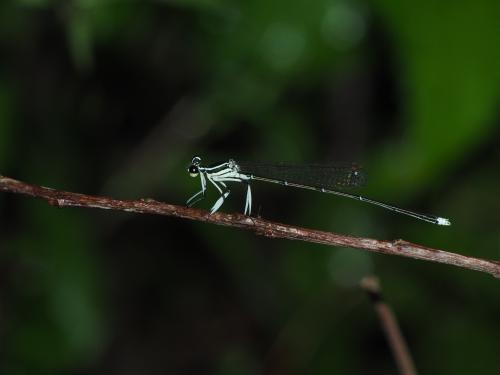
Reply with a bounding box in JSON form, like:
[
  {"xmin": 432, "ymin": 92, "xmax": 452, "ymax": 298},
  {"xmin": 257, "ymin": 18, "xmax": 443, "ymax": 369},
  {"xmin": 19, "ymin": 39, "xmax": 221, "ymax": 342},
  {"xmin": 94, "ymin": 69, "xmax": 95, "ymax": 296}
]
[
  {"xmin": 371, "ymin": 0, "xmax": 500, "ymax": 197},
  {"xmin": 0, "ymin": 0, "xmax": 499, "ymax": 374}
]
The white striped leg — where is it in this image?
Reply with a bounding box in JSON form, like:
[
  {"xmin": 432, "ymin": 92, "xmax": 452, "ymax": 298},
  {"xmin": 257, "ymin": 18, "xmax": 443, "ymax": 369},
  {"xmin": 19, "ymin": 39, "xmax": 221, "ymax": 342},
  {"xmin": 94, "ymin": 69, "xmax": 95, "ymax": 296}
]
[
  {"xmin": 212, "ymin": 175, "xmax": 252, "ymax": 215},
  {"xmin": 244, "ymin": 183, "xmax": 252, "ymax": 215},
  {"xmin": 186, "ymin": 173, "xmax": 207, "ymax": 207},
  {"xmin": 210, "ymin": 190, "xmax": 230, "ymax": 214},
  {"xmin": 207, "ymin": 176, "xmax": 230, "ymax": 214}
]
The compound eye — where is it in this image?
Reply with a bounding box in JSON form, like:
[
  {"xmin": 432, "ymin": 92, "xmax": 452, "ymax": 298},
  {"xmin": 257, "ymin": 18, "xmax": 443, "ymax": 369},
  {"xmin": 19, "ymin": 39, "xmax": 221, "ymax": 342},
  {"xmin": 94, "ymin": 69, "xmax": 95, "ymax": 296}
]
[{"xmin": 188, "ymin": 165, "xmax": 199, "ymax": 177}]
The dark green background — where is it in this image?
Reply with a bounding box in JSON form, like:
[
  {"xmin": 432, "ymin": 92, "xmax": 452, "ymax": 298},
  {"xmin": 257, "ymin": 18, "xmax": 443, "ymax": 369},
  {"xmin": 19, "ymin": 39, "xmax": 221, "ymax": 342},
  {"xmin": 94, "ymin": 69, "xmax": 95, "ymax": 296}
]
[{"xmin": 1, "ymin": 0, "xmax": 499, "ymax": 374}]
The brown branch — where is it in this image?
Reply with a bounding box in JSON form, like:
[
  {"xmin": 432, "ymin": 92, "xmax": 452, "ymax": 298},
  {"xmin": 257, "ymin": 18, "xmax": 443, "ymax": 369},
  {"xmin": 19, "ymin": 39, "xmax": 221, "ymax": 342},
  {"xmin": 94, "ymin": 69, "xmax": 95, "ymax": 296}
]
[
  {"xmin": 1, "ymin": 174, "xmax": 500, "ymax": 278},
  {"xmin": 361, "ymin": 276, "xmax": 417, "ymax": 375}
]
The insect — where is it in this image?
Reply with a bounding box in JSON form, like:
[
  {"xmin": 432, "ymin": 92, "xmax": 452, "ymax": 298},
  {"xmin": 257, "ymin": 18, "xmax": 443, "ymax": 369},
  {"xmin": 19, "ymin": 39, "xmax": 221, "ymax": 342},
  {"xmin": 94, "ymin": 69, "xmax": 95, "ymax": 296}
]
[{"xmin": 186, "ymin": 156, "xmax": 451, "ymax": 226}]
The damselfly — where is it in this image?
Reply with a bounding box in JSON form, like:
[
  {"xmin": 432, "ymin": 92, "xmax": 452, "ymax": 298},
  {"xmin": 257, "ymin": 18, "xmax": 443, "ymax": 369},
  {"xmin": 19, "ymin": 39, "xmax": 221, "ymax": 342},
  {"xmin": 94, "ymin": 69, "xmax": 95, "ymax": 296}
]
[{"xmin": 186, "ymin": 156, "xmax": 451, "ymax": 226}]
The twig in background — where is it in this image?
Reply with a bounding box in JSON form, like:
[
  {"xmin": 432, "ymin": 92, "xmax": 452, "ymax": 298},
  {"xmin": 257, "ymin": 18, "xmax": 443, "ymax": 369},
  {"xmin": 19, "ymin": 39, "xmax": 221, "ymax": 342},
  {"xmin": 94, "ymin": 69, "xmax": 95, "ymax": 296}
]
[
  {"xmin": 360, "ymin": 276, "xmax": 417, "ymax": 375},
  {"xmin": 1, "ymin": 175, "xmax": 500, "ymax": 278}
]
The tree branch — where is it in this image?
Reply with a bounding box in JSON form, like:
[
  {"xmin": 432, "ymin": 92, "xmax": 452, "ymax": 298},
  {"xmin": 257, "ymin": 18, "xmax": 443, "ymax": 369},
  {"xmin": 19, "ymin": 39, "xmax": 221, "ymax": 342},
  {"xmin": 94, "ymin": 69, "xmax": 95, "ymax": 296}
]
[
  {"xmin": 361, "ymin": 276, "xmax": 417, "ymax": 375},
  {"xmin": 1, "ymin": 175, "xmax": 499, "ymax": 278}
]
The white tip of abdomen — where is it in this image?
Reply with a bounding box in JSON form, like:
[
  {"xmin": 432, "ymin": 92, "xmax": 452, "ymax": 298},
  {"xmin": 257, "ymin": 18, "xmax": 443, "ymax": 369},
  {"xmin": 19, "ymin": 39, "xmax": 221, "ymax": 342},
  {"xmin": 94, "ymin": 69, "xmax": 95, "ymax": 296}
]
[{"xmin": 437, "ymin": 217, "xmax": 451, "ymax": 226}]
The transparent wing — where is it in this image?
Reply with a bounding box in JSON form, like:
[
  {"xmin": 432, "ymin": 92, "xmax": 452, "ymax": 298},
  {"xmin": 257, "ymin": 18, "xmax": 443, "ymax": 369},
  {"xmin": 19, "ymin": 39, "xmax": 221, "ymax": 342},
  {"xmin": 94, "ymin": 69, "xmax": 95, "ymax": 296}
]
[{"xmin": 236, "ymin": 161, "xmax": 366, "ymax": 190}]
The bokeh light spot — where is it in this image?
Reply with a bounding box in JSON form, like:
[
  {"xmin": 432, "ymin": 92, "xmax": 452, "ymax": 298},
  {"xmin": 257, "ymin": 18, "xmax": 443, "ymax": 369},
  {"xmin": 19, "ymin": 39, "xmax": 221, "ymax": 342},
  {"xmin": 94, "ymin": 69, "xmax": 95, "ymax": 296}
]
[{"xmin": 322, "ymin": 2, "xmax": 365, "ymax": 50}]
